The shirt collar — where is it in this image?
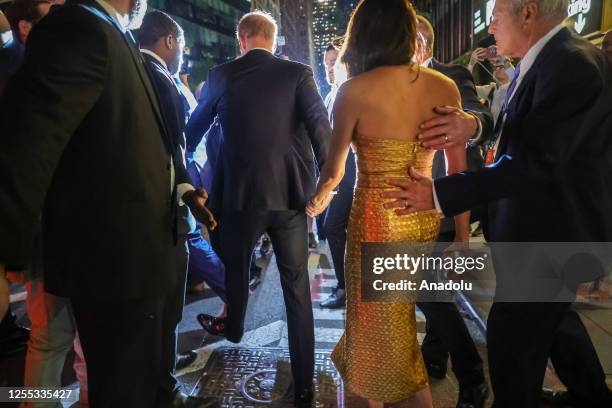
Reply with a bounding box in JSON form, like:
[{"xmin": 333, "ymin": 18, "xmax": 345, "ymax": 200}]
[
  {"xmin": 95, "ymin": 0, "xmax": 129, "ymax": 32},
  {"xmin": 247, "ymin": 47, "xmax": 273, "ymax": 55},
  {"xmin": 140, "ymin": 48, "xmax": 168, "ymax": 71},
  {"xmin": 516, "ymin": 24, "xmax": 565, "ymax": 81}
]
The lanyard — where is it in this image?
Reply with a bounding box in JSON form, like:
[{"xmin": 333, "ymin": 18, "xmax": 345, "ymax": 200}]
[{"xmin": 484, "ymin": 63, "xmax": 522, "ymax": 166}]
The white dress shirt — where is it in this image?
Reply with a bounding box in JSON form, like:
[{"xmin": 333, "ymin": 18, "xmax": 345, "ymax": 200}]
[
  {"xmin": 432, "ymin": 24, "xmax": 566, "ymax": 215},
  {"xmin": 476, "ymin": 82, "xmax": 509, "ymax": 126},
  {"xmin": 249, "ymin": 47, "xmax": 273, "ymax": 54}
]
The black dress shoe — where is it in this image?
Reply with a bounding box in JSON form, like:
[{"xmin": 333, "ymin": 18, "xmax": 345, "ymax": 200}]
[
  {"xmin": 176, "ymin": 351, "xmax": 198, "ymax": 371},
  {"xmin": 425, "ymin": 360, "xmax": 447, "ymax": 380},
  {"xmin": 457, "ymin": 382, "xmax": 489, "ymax": 408},
  {"xmin": 319, "ymin": 287, "xmax": 345, "ymax": 309},
  {"xmin": 249, "ymin": 275, "xmax": 262, "ymax": 292},
  {"xmin": 260, "ymin": 236, "xmax": 272, "ymax": 256},
  {"xmin": 196, "ymin": 314, "xmax": 226, "ymax": 337},
  {"xmin": 282, "ymin": 383, "xmax": 314, "ymax": 408},
  {"xmin": 308, "ymin": 232, "xmax": 318, "ymax": 249},
  {"xmin": 294, "ymin": 388, "xmax": 314, "ymax": 408},
  {"xmin": 291, "ymin": 386, "xmax": 314, "ymax": 408},
  {"xmin": 170, "ymin": 392, "xmax": 218, "ymax": 408},
  {"xmin": 541, "ymin": 389, "xmax": 576, "ymax": 407}
]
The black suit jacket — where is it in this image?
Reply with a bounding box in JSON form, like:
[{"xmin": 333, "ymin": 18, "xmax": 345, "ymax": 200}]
[
  {"xmin": 185, "ymin": 50, "xmax": 331, "ymax": 213},
  {"xmin": 0, "ymin": 0, "xmax": 179, "ymax": 300},
  {"xmin": 435, "ymin": 28, "xmax": 612, "ymax": 242},
  {"xmin": 142, "ymin": 52, "xmax": 193, "ymax": 235},
  {"xmin": 431, "ymin": 59, "xmax": 495, "ymax": 147}
]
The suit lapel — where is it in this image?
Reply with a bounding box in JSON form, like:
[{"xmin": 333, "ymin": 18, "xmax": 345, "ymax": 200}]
[
  {"xmin": 123, "ymin": 31, "xmax": 171, "ymax": 143},
  {"xmin": 496, "ymin": 28, "xmax": 572, "ymax": 157},
  {"xmin": 142, "ymin": 54, "xmax": 182, "ymax": 153}
]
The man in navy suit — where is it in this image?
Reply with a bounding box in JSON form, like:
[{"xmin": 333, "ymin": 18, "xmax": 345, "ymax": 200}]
[
  {"xmin": 384, "ymin": 1, "xmax": 612, "ymax": 407},
  {"xmin": 185, "ymin": 12, "xmax": 330, "ymax": 406},
  {"xmin": 139, "ymin": 11, "xmax": 216, "ymax": 407}
]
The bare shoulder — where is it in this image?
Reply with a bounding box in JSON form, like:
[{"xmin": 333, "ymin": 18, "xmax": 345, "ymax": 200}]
[
  {"xmin": 418, "ymin": 67, "xmax": 459, "ymax": 93},
  {"xmin": 335, "ymin": 76, "xmax": 367, "ymax": 102}
]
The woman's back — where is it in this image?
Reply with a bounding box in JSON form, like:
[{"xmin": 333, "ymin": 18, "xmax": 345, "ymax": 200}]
[
  {"xmin": 343, "ymin": 65, "xmax": 458, "ymax": 243},
  {"xmin": 344, "ymin": 65, "xmax": 460, "ymax": 145}
]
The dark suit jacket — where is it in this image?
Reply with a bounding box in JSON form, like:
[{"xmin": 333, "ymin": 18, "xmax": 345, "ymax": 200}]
[
  {"xmin": 435, "ymin": 28, "xmax": 612, "ymax": 242},
  {"xmin": 0, "ymin": 40, "xmax": 24, "ymax": 96},
  {"xmin": 142, "ymin": 52, "xmax": 193, "ymax": 236},
  {"xmin": 431, "ymin": 60, "xmax": 494, "ymax": 233},
  {"xmin": 431, "ymin": 59, "xmax": 495, "ymax": 147},
  {"xmin": 185, "ymin": 50, "xmax": 331, "ymax": 213},
  {"xmin": 0, "ymin": 0, "xmax": 180, "ymax": 301}
]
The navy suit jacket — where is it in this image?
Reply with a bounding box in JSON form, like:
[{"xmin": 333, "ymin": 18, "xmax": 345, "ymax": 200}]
[
  {"xmin": 431, "ymin": 59, "xmax": 495, "ymax": 146},
  {"xmin": 185, "ymin": 50, "xmax": 331, "ymax": 213},
  {"xmin": 142, "ymin": 53, "xmax": 193, "ymax": 235},
  {"xmin": 141, "ymin": 53, "xmax": 190, "ymax": 186},
  {"xmin": 435, "ymin": 28, "xmax": 612, "ymax": 242}
]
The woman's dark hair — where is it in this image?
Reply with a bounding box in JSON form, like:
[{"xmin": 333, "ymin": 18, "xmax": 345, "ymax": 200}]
[{"xmin": 340, "ymin": 0, "xmax": 418, "ymax": 78}]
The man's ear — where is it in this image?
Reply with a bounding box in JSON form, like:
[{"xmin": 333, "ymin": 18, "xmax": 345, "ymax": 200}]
[
  {"xmin": 18, "ymin": 20, "xmax": 32, "ymax": 42},
  {"xmin": 238, "ymin": 34, "xmax": 247, "ymax": 53},
  {"xmin": 522, "ymin": 2, "xmax": 538, "ymax": 27},
  {"xmin": 165, "ymin": 34, "xmax": 174, "ymax": 50}
]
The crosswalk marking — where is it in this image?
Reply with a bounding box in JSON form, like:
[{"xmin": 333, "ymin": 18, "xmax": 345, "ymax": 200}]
[
  {"xmin": 313, "ymin": 307, "xmax": 345, "ymax": 321},
  {"xmin": 9, "ymin": 290, "xmax": 26, "ymax": 304}
]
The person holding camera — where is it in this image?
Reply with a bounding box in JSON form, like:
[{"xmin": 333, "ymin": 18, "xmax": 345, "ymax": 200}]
[{"xmin": 473, "ymin": 50, "xmax": 516, "ymax": 127}]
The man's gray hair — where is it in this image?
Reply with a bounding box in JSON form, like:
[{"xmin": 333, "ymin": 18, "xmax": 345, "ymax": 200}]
[{"xmin": 511, "ymin": 0, "xmax": 568, "ymax": 20}]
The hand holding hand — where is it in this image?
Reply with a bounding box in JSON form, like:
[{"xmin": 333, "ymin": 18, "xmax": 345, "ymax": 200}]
[
  {"xmin": 183, "ymin": 188, "xmax": 217, "ymax": 231},
  {"xmin": 306, "ymin": 192, "xmax": 335, "ymax": 218},
  {"xmin": 381, "ymin": 167, "xmax": 435, "ymax": 215},
  {"xmin": 418, "ymin": 106, "xmax": 478, "ymax": 150}
]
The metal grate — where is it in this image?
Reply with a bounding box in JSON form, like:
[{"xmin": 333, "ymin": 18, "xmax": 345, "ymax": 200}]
[{"xmin": 191, "ymin": 347, "xmax": 346, "ymax": 407}]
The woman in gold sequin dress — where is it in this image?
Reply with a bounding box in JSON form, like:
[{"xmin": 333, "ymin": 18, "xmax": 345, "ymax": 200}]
[{"xmin": 306, "ymin": 0, "xmax": 470, "ymax": 406}]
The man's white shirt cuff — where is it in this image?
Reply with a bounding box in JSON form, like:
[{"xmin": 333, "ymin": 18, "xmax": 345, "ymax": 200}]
[
  {"xmin": 177, "ymin": 183, "xmax": 196, "ymax": 206},
  {"xmin": 466, "ymin": 113, "xmax": 483, "ymax": 145},
  {"xmin": 432, "ymin": 184, "xmax": 444, "ymax": 216}
]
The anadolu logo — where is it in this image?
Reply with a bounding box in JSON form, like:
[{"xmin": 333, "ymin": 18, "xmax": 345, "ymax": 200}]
[{"xmin": 568, "ymin": 0, "xmax": 592, "ymax": 34}]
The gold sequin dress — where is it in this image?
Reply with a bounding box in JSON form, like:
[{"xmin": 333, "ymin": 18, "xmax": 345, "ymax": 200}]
[{"xmin": 331, "ymin": 138, "xmax": 441, "ymax": 403}]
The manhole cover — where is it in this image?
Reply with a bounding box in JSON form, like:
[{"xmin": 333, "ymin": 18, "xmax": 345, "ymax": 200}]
[
  {"xmin": 192, "ymin": 347, "xmax": 344, "ymax": 407},
  {"xmin": 241, "ymin": 369, "xmax": 287, "ymax": 403}
]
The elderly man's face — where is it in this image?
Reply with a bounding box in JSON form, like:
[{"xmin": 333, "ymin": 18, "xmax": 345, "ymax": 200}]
[
  {"xmin": 602, "ymin": 32, "xmax": 612, "ymax": 60},
  {"xmin": 324, "ymin": 49, "xmax": 338, "ymax": 85},
  {"xmin": 489, "ymin": 0, "xmax": 528, "ymax": 58}
]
